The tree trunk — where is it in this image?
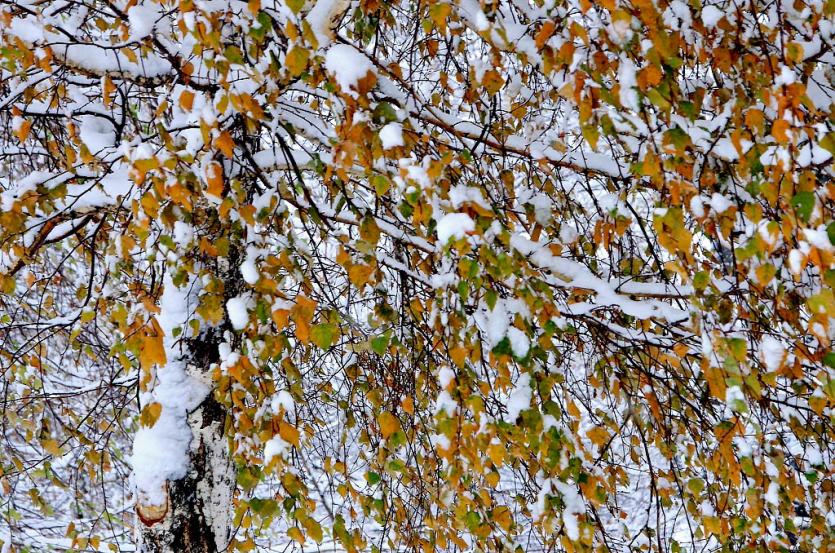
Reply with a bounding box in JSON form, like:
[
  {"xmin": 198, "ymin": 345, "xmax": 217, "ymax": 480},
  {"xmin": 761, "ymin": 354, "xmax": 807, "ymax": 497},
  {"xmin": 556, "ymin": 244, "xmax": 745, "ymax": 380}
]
[{"xmin": 137, "ymin": 329, "xmax": 234, "ymax": 553}]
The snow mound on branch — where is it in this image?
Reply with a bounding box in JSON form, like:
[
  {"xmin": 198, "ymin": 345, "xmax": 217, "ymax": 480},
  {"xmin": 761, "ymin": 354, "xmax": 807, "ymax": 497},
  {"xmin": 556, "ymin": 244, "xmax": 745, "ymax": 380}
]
[
  {"xmin": 701, "ymin": 5, "xmax": 723, "ymax": 28},
  {"xmin": 379, "ymin": 122, "xmax": 404, "ymax": 149},
  {"xmin": 79, "ymin": 115, "xmax": 116, "ymax": 153},
  {"xmin": 325, "ymin": 45, "xmax": 375, "ymax": 97},
  {"xmin": 436, "ymin": 212, "xmax": 475, "ymax": 244},
  {"xmin": 504, "ymin": 373, "xmax": 531, "ymax": 423},
  {"xmin": 128, "ymin": 1, "xmax": 163, "ymax": 40},
  {"xmin": 306, "ymin": 0, "xmax": 349, "ymax": 47},
  {"xmin": 227, "ymin": 294, "xmax": 252, "ymax": 330}
]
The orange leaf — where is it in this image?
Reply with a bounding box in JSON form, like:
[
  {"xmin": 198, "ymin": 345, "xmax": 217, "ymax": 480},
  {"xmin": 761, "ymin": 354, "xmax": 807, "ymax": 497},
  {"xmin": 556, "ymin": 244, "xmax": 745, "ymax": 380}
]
[
  {"xmin": 535, "ymin": 21, "xmax": 556, "ymax": 49},
  {"xmin": 206, "ymin": 161, "xmax": 224, "ymax": 198},
  {"xmin": 291, "ymin": 296, "xmax": 317, "ymax": 344},
  {"xmin": 14, "ymin": 119, "xmax": 32, "ymax": 143},
  {"xmin": 214, "ymin": 131, "xmax": 235, "ymax": 158},
  {"xmin": 377, "ymin": 411, "xmax": 401, "ymax": 439},
  {"xmin": 179, "ymin": 90, "xmax": 195, "ymax": 111},
  {"xmin": 772, "ymin": 119, "xmax": 790, "ymax": 143}
]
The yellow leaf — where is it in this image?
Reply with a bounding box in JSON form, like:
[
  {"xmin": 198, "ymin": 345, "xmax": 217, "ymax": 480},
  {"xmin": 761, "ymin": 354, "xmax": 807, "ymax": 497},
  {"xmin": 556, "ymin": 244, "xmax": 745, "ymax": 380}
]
[
  {"xmin": 377, "ymin": 411, "xmax": 400, "ymax": 439},
  {"xmin": 303, "ymin": 518, "xmax": 323, "ymax": 543},
  {"xmin": 41, "ymin": 439, "xmax": 62, "ymax": 456},
  {"xmin": 348, "ymin": 263, "xmax": 374, "ymax": 288},
  {"xmin": 487, "ymin": 442, "xmax": 505, "ymax": 466},
  {"xmin": 482, "ymin": 70, "xmax": 504, "ymax": 95},
  {"xmin": 139, "ymin": 318, "xmax": 167, "ymax": 371},
  {"xmin": 287, "ymin": 527, "xmax": 305, "ymax": 544},
  {"xmin": 279, "ymin": 422, "xmax": 301, "ymax": 447},
  {"xmin": 587, "ymin": 426, "xmax": 610, "ymax": 447},
  {"xmin": 140, "ymin": 402, "xmax": 163, "ymax": 427},
  {"xmin": 492, "ymin": 506, "xmax": 512, "ymax": 531},
  {"xmin": 449, "ymin": 346, "xmax": 467, "ymax": 368},
  {"xmin": 286, "ymin": 46, "xmax": 310, "ymax": 78}
]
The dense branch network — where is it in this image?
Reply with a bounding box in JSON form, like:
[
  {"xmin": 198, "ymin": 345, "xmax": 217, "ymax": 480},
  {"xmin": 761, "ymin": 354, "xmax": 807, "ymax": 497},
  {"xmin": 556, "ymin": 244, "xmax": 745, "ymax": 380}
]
[{"xmin": 0, "ymin": 0, "xmax": 834, "ymax": 552}]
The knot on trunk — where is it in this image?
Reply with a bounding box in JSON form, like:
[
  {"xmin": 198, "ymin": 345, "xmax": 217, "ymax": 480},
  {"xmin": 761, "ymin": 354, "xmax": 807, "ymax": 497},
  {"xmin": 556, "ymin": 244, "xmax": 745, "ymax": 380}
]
[{"xmin": 137, "ymin": 485, "xmax": 170, "ymax": 527}]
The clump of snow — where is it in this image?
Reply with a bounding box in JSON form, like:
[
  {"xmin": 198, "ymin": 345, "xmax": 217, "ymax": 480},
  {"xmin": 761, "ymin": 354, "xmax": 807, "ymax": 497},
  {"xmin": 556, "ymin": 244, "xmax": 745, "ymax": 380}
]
[
  {"xmin": 131, "ymin": 273, "xmax": 209, "ymax": 506},
  {"xmin": 504, "ymin": 373, "xmax": 532, "ymax": 422},
  {"xmin": 128, "ymin": 1, "xmax": 163, "ymax": 40},
  {"xmin": 241, "ymin": 258, "xmax": 259, "ymax": 285},
  {"xmin": 450, "ymin": 184, "xmax": 490, "ymax": 211},
  {"xmin": 689, "ymin": 195, "xmax": 705, "ymax": 218},
  {"xmin": 788, "ymin": 248, "xmax": 805, "ymax": 274},
  {"xmin": 305, "ymin": 0, "xmax": 349, "ymax": 47},
  {"xmin": 559, "ymin": 224, "xmax": 579, "ymax": 244},
  {"xmin": 226, "ymin": 294, "xmax": 252, "ymax": 330},
  {"xmin": 804, "ymin": 227, "xmax": 835, "ymax": 252},
  {"xmin": 172, "ymin": 221, "xmax": 194, "ymax": 246},
  {"xmin": 480, "ymin": 300, "xmax": 509, "ymax": 348},
  {"xmin": 774, "ymin": 65, "xmax": 796, "ymax": 86},
  {"xmin": 436, "ymin": 212, "xmax": 475, "ymax": 244},
  {"xmin": 430, "ymin": 433, "xmax": 451, "ymax": 451},
  {"xmin": 553, "ymin": 480, "xmax": 585, "ymax": 541},
  {"xmin": 701, "ymin": 5, "xmax": 723, "ymax": 28},
  {"xmin": 438, "ymin": 366, "xmax": 455, "ymax": 389},
  {"xmin": 725, "ymin": 385, "xmax": 746, "ymax": 412},
  {"xmin": 324, "ymin": 45, "xmax": 375, "ymax": 97},
  {"xmin": 507, "ymin": 327, "xmax": 530, "ymax": 358},
  {"xmin": 434, "ymin": 390, "xmax": 458, "ymax": 416},
  {"xmin": 379, "ymin": 122, "xmax": 404, "ymax": 149},
  {"xmin": 78, "ymin": 115, "xmax": 116, "ymax": 153},
  {"xmin": 759, "ymin": 335, "xmax": 785, "ymax": 371},
  {"xmin": 132, "ymin": 416, "xmax": 192, "ymax": 505},
  {"xmin": 617, "ymin": 58, "xmax": 639, "ymax": 111},
  {"xmin": 709, "ymin": 193, "xmax": 733, "ymax": 214},
  {"xmin": 271, "ymin": 390, "xmax": 295, "ymax": 414},
  {"xmin": 764, "ymin": 481, "xmax": 780, "ymax": 505},
  {"xmin": 264, "ymin": 435, "xmax": 289, "ymax": 463}
]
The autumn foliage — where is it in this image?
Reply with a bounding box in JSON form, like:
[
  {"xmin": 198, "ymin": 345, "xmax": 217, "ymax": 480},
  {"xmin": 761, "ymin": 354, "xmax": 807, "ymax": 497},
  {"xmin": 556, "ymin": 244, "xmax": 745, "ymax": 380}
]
[{"xmin": 1, "ymin": 0, "xmax": 834, "ymax": 551}]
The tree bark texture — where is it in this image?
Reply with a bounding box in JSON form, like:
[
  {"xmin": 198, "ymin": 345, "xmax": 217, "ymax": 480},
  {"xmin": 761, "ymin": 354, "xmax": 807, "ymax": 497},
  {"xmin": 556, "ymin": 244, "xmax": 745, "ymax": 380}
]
[{"xmin": 137, "ymin": 328, "xmax": 234, "ymax": 553}]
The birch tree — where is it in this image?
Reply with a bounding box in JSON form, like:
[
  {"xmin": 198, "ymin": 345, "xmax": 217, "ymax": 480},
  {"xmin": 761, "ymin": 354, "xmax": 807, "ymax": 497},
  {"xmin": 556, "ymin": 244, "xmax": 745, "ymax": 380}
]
[{"xmin": 1, "ymin": 0, "xmax": 834, "ymax": 552}]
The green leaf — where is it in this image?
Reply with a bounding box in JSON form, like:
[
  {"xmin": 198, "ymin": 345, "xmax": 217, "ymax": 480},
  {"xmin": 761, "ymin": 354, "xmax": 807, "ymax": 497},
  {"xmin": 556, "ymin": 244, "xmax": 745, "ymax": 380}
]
[
  {"xmin": 820, "ymin": 132, "xmax": 835, "ymax": 156},
  {"xmin": 311, "ymin": 323, "xmax": 337, "ymax": 349},
  {"xmin": 790, "ymin": 191, "xmax": 815, "ymax": 222},
  {"xmin": 249, "ymin": 498, "xmax": 278, "ymax": 518},
  {"xmin": 491, "ymin": 337, "xmax": 512, "ymax": 357},
  {"xmin": 286, "ymin": 0, "xmax": 304, "ymax": 13},
  {"xmin": 223, "ymin": 45, "xmax": 244, "ymax": 65},
  {"xmin": 370, "ymin": 333, "xmax": 389, "ymax": 355},
  {"xmin": 372, "ymin": 102, "xmax": 398, "ymax": 124}
]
